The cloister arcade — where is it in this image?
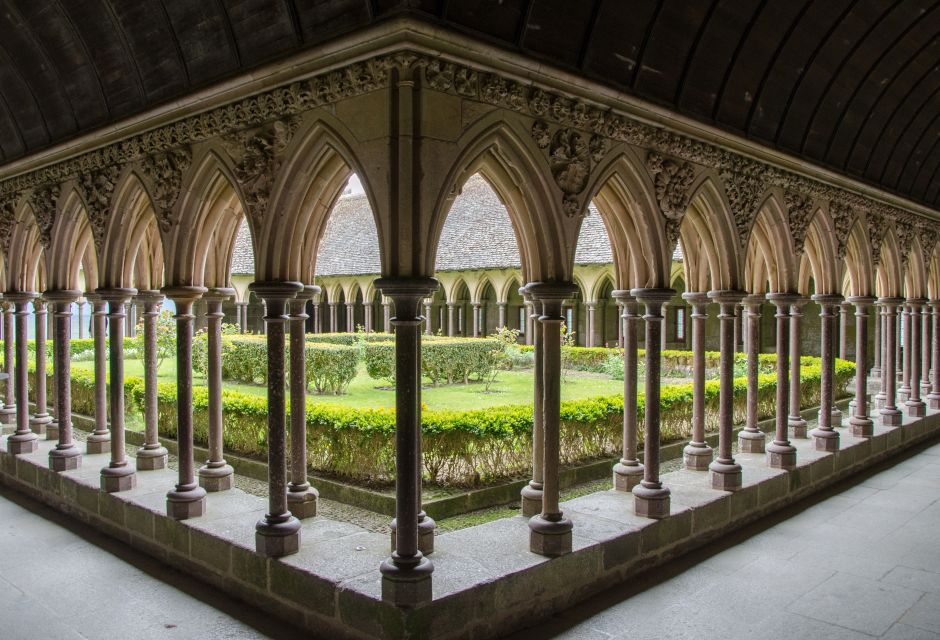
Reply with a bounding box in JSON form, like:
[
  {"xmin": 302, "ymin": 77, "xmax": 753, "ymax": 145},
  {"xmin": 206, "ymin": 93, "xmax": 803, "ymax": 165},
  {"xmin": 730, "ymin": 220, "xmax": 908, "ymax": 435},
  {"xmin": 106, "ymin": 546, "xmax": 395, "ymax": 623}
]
[{"xmin": 1, "ymin": 23, "xmax": 940, "ymax": 638}]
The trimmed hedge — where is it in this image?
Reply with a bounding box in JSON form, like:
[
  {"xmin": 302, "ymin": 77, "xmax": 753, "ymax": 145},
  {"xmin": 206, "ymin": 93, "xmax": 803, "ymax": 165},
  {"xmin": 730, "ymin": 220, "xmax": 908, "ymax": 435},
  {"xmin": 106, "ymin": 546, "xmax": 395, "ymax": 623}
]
[{"xmin": 364, "ymin": 337, "xmax": 504, "ymax": 386}]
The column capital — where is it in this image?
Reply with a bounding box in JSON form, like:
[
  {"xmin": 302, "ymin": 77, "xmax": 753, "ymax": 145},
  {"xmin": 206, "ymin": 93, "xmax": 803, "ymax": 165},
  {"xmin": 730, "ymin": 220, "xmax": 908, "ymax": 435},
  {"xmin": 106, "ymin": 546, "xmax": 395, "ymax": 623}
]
[
  {"xmin": 610, "ymin": 289, "xmax": 635, "ymax": 304},
  {"xmin": 681, "ymin": 291, "xmax": 708, "ymax": 306},
  {"xmin": 906, "ymin": 297, "xmax": 929, "ymax": 308},
  {"xmin": 877, "ymin": 296, "xmax": 904, "ymax": 307},
  {"xmin": 847, "ymin": 295, "xmax": 877, "ymax": 308},
  {"xmin": 3, "ymin": 291, "xmax": 38, "ymax": 304},
  {"xmin": 526, "ymin": 281, "xmax": 579, "ymax": 302},
  {"xmin": 707, "ymin": 289, "xmax": 746, "ymax": 305},
  {"xmin": 43, "ymin": 289, "xmax": 80, "ymax": 304},
  {"xmin": 134, "ymin": 289, "xmax": 165, "ymax": 307},
  {"xmin": 247, "ymin": 280, "xmax": 301, "ymax": 301},
  {"xmin": 96, "ymin": 287, "xmax": 137, "ymax": 304},
  {"xmin": 204, "ymin": 287, "xmax": 236, "ymax": 302},
  {"xmin": 375, "ymin": 277, "xmax": 439, "ymax": 322},
  {"xmin": 929, "ymin": 299, "xmax": 940, "ymax": 310},
  {"xmin": 630, "ymin": 287, "xmax": 674, "ymax": 306},
  {"xmin": 741, "ymin": 293, "xmax": 766, "ymax": 308},
  {"xmin": 811, "ymin": 293, "xmax": 844, "ymax": 309}
]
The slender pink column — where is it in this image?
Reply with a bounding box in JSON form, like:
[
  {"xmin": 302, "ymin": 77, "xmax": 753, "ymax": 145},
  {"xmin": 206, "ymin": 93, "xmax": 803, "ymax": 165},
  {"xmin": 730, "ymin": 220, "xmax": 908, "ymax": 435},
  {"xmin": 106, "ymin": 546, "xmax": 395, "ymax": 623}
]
[
  {"xmin": 135, "ymin": 291, "xmax": 169, "ymax": 470},
  {"xmin": 631, "ymin": 288, "xmax": 674, "ymax": 519},
  {"xmin": 708, "ymin": 290, "xmax": 745, "ymax": 491},
  {"xmin": 921, "ymin": 304, "xmax": 932, "ymax": 396},
  {"xmin": 879, "ymin": 298, "xmax": 904, "ymax": 425},
  {"xmin": 848, "ymin": 296, "xmax": 876, "ymax": 437},
  {"xmin": 0, "ymin": 300, "xmax": 16, "ymax": 427},
  {"xmin": 766, "ymin": 293, "xmax": 799, "ymax": 468},
  {"xmin": 376, "ymin": 277, "xmax": 436, "ymax": 605},
  {"xmin": 46, "ymin": 290, "xmax": 82, "ymax": 471},
  {"xmin": 872, "ymin": 305, "xmax": 882, "ymax": 379},
  {"xmin": 287, "ymin": 286, "xmax": 319, "ymax": 518},
  {"xmin": 874, "ymin": 302, "xmax": 887, "ymax": 410},
  {"xmin": 928, "ymin": 300, "xmax": 940, "ymax": 410},
  {"xmin": 612, "ymin": 291, "xmax": 644, "ymax": 489},
  {"xmin": 527, "ymin": 282, "xmax": 578, "ymax": 556},
  {"xmin": 85, "ymin": 294, "xmax": 110, "ymax": 453},
  {"xmin": 163, "ymin": 286, "xmax": 208, "ymax": 519},
  {"xmin": 900, "ymin": 303, "xmax": 912, "ymax": 402},
  {"xmin": 738, "ymin": 294, "xmax": 766, "ymax": 453},
  {"xmin": 29, "ymin": 298, "xmax": 53, "ymax": 435},
  {"xmin": 787, "ymin": 298, "xmax": 808, "ymax": 437},
  {"xmin": 905, "ymin": 299, "xmax": 927, "ymax": 417},
  {"xmin": 520, "ymin": 288, "xmax": 545, "ymax": 515},
  {"xmin": 811, "ymin": 294, "xmax": 842, "ymax": 451},
  {"xmin": 6, "ymin": 292, "xmax": 39, "ymax": 454},
  {"xmin": 680, "ymin": 292, "xmax": 712, "ymax": 469},
  {"xmin": 97, "ymin": 288, "xmax": 137, "ymax": 492},
  {"xmin": 199, "ymin": 288, "xmax": 236, "ymax": 491}
]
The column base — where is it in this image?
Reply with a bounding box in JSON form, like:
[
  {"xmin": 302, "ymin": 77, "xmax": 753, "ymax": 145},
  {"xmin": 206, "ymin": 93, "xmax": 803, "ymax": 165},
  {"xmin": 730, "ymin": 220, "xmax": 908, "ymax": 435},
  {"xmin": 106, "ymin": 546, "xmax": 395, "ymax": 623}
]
[
  {"xmin": 287, "ymin": 487, "xmax": 319, "ymax": 519},
  {"xmin": 528, "ymin": 515, "xmax": 573, "ymax": 557},
  {"xmin": 881, "ymin": 408, "xmax": 903, "ymax": 426},
  {"xmin": 788, "ymin": 416, "xmax": 808, "ymax": 439},
  {"xmin": 632, "ymin": 483, "xmax": 670, "ymax": 519},
  {"xmin": 29, "ymin": 414, "xmax": 52, "ymax": 435},
  {"xmin": 136, "ymin": 447, "xmax": 168, "ymax": 470},
  {"xmin": 873, "ymin": 393, "xmax": 886, "ymax": 411},
  {"xmin": 520, "ymin": 482, "xmax": 543, "ymax": 517},
  {"xmin": 767, "ymin": 441, "xmax": 798, "ymax": 469},
  {"xmin": 86, "ymin": 433, "xmax": 110, "ymax": 454},
  {"xmin": 709, "ymin": 460, "xmax": 743, "ymax": 491},
  {"xmin": 255, "ymin": 515, "xmax": 301, "ymax": 557},
  {"xmin": 0, "ymin": 407, "xmax": 16, "ymax": 425},
  {"xmin": 821, "ymin": 407, "xmax": 843, "ymax": 426},
  {"xmin": 7, "ymin": 432, "xmax": 38, "ymax": 455},
  {"xmin": 612, "ymin": 462, "xmax": 644, "ymax": 492},
  {"xmin": 899, "ymin": 389, "xmax": 910, "ymax": 403},
  {"xmin": 100, "ymin": 465, "xmax": 136, "ymax": 492},
  {"xmin": 849, "ymin": 416, "xmax": 873, "ymax": 438},
  {"xmin": 928, "ymin": 394, "xmax": 940, "ymax": 410},
  {"xmin": 167, "ymin": 486, "xmax": 207, "ymax": 520},
  {"xmin": 871, "ymin": 367, "xmax": 882, "ymax": 378},
  {"xmin": 737, "ymin": 430, "xmax": 766, "ymax": 454},
  {"xmin": 380, "ymin": 555, "xmax": 433, "ymax": 606},
  {"xmin": 390, "ymin": 517, "xmax": 435, "ymax": 556},
  {"xmin": 921, "ymin": 382, "xmax": 931, "ymax": 396},
  {"xmin": 198, "ymin": 464, "xmax": 234, "ymax": 492},
  {"xmin": 905, "ymin": 401, "xmax": 927, "ymax": 418},
  {"xmin": 810, "ymin": 428, "xmax": 840, "ymax": 452},
  {"xmin": 682, "ymin": 443, "xmax": 713, "ymax": 470},
  {"xmin": 49, "ymin": 446, "xmax": 81, "ymax": 472},
  {"xmin": 45, "ymin": 420, "xmax": 58, "ymax": 441}
]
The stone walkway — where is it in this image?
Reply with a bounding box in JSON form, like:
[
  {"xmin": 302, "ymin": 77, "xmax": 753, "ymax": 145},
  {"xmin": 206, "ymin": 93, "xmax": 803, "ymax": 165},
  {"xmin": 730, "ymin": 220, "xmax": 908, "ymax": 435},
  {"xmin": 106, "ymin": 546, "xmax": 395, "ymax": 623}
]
[
  {"xmin": 0, "ymin": 486, "xmax": 306, "ymax": 640},
  {"xmin": 509, "ymin": 437, "xmax": 940, "ymax": 640}
]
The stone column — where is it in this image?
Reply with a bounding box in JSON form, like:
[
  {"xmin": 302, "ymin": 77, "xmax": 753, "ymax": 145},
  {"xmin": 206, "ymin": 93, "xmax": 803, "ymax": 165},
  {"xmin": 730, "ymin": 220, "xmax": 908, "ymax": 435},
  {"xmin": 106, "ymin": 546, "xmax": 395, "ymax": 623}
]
[
  {"xmin": 46, "ymin": 291, "xmax": 82, "ymax": 471},
  {"xmin": 29, "ymin": 298, "xmax": 53, "ymax": 435},
  {"xmin": 874, "ymin": 303, "xmax": 887, "ymax": 410},
  {"xmin": 766, "ymin": 293, "xmax": 799, "ymax": 468},
  {"xmin": 527, "ymin": 282, "xmax": 578, "ymax": 557},
  {"xmin": 423, "ymin": 302, "xmax": 432, "ymax": 334},
  {"xmin": 733, "ymin": 303, "xmax": 741, "ymax": 353},
  {"xmin": 585, "ymin": 303, "xmax": 596, "ymax": 348},
  {"xmin": 739, "ymin": 294, "xmax": 767, "ymax": 453},
  {"xmin": 235, "ymin": 302, "xmax": 242, "ymax": 333},
  {"xmin": 680, "ymin": 292, "xmax": 712, "ymax": 469},
  {"xmin": 287, "ymin": 286, "xmax": 319, "ymax": 518},
  {"xmin": 345, "ymin": 301, "xmax": 355, "ymax": 332},
  {"xmin": 879, "ymin": 298, "xmax": 904, "ymax": 425},
  {"xmin": 922, "ymin": 304, "xmax": 931, "ymax": 396},
  {"xmin": 0, "ymin": 301, "xmax": 16, "ymax": 426},
  {"xmin": 198, "ymin": 288, "xmax": 236, "ymax": 491},
  {"xmin": 5, "ymin": 293, "xmax": 38, "ymax": 454},
  {"xmin": 239, "ymin": 301, "xmax": 250, "ymax": 333},
  {"xmin": 928, "ymin": 300, "xmax": 940, "ymax": 409},
  {"xmin": 612, "ymin": 292, "xmax": 643, "ymax": 490},
  {"xmin": 447, "ymin": 302, "xmax": 456, "ymax": 336},
  {"xmin": 375, "ymin": 277, "xmax": 436, "ymax": 605},
  {"xmin": 525, "ymin": 301, "xmax": 535, "ymax": 345},
  {"xmin": 708, "ymin": 291, "xmax": 745, "ymax": 491},
  {"xmin": 520, "ymin": 289, "xmax": 544, "ymax": 515},
  {"xmin": 135, "ymin": 292, "xmax": 168, "ymax": 470},
  {"xmin": 77, "ymin": 300, "xmax": 85, "ymax": 339},
  {"xmin": 163, "ymin": 286, "xmax": 208, "ymax": 519},
  {"xmin": 900, "ymin": 303, "xmax": 912, "ymax": 402},
  {"xmin": 383, "ymin": 301, "xmax": 391, "ymax": 333},
  {"xmin": 810, "ymin": 294, "xmax": 842, "ymax": 451},
  {"xmin": 497, "ymin": 302, "xmax": 507, "ymax": 329},
  {"xmin": 660, "ymin": 301, "xmax": 669, "ymax": 353},
  {"xmin": 363, "ymin": 302, "xmax": 374, "ymax": 333},
  {"xmin": 848, "ymin": 296, "xmax": 876, "ymax": 437},
  {"xmin": 617, "ymin": 303, "xmax": 625, "ymax": 348},
  {"xmin": 631, "ymin": 288, "xmax": 674, "ymax": 518},
  {"xmin": 97, "ymin": 288, "xmax": 137, "ymax": 492},
  {"xmin": 472, "ymin": 303, "xmax": 482, "ymax": 337},
  {"xmin": 872, "ymin": 306, "xmax": 881, "ymax": 378},
  {"xmin": 906, "ymin": 299, "xmax": 927, "ymax": 417},
  {"xmin": 85, "ymin": 295, "xmax": 110, "ymax": 453},
  {"xmin": 788, "ymin": 297, "xmax": 808, "ymax": 437},
  {"xmin": 328, "ymin": 302, "xmax": 338, "ymax": 333},
  {"xmin": 839, "ymin": 301, "xmax": 850, "ymax": 360}
]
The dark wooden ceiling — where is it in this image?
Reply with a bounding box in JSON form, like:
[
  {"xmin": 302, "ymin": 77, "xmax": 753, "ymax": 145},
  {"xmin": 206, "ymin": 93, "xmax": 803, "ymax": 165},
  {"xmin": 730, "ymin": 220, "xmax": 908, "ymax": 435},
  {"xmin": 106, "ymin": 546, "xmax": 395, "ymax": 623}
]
[{"xmin": 3, "ymin": 1, "xmax": 940, "ymax": 207}]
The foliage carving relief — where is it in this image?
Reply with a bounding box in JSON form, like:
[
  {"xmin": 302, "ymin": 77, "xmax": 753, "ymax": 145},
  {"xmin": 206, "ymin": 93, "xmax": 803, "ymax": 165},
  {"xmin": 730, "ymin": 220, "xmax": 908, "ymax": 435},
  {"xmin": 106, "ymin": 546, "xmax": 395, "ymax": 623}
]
[
  {"xmin": 783, "ymin": 190, "xmax": 814, "ymax": 255},
  {"xmin": 79, "ymin": 166, "xmax": 121, "ymax": 252},
  {"xmin": 140, "ymin": 148, "xmax": 192, "ymax": 233},
  {"xmin": 225, "ymin": 118, "xmax": 300, "ymax": 225},
  {"xmin": 29, "ymin": 185, "xmax": 59, "ymax": 251},
  {"xmin": 828, "ymin": 201, "xmax": 856, "ymax": 259},
  {"xmin": 647, "ymin": 151, "xmax": 695, "ymax": 247},
  {"xmin": 868, "ymin": 214, "xmax": 888, "ymax": 268},
  {"xmin": 530, "ymin": 119, "xmax": 608, "ymax": 218},
  {"xmin": 721, "ymin": 161, "xmax": 766, "ymax": 249},
  {"xmin": 0, "ymin": 199, "xmax": 14, "ymax": 256}
]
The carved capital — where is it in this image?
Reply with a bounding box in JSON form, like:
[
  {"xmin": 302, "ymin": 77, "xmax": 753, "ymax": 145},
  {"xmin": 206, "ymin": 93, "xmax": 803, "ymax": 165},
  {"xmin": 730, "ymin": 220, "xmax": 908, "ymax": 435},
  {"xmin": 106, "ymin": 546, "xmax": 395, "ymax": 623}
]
[
  {"xmin": 29, "ymin": 185, "xmax": 60, "ymax": 250},
  {"xmin": 531, "ymin": 119, "xmax": 608, "ymax": 218},
  {"xmin": 226, "ymin": 118, "xmax": 300, "ymax": 225},
  {"xmin": 140, "ymin": 147, "xmax": 191, "ymax": 232}
]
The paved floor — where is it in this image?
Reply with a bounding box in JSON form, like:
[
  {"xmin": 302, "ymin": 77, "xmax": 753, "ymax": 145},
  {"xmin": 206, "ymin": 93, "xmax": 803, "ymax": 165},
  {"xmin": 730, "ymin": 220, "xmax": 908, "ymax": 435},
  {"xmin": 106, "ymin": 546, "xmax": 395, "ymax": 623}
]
[
  {"xmin": 511, "ymin": 437, "xmax": 940, "ymax": 640},
  {"xmin": 0, "ymin": 487, "xmax": 305, "ymax": 640}
]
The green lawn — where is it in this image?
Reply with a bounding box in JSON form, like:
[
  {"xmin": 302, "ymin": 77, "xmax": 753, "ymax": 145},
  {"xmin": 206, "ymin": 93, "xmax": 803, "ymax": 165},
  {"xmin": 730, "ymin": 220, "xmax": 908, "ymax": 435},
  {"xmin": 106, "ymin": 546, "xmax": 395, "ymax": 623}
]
[{"xmin": 71, "ymin": 360, "xmax": 638, "ymax": 411}]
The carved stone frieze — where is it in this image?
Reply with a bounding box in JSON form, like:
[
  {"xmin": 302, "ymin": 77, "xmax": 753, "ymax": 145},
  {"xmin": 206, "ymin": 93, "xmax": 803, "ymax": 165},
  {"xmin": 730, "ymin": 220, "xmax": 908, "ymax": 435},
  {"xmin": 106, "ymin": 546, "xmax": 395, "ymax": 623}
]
[
  {"xmin": 828, "ymin": 201, "xmax": 856, "ymax": 259},
  {"xmin": 29, "ymin": 185, "xmax": 59, "ymax": 250},
  {"xmin": 0, "ymin": 199, "xmax": 15, "ymax": 256},
  {"xmin": 868, "ymin": 214, "xmax": 888, "ymax": 267},
  {"xmin": 783, "ymin": 190, "xmax": 814, "ymax": 255},
  {"xmin": 895, "ymin": 216, "xmax": 916, "ymax": 270},
  {"xmin": 646, "ymin": 151, "xmax": 695, "ymax": 221},
  {"xmin": 530, "ymin": 119, "xmax": 608, "ymax": 217},
  {"xmin": 79, "ymin": 165, "xmax": 121, "ymax": 251},
  {"xmin": 140, "ymin": 148, "xmax": 192, "ymax": 232},
  {"xmin": 720, "ymin": 160, "xmax": 766, "ymax": 248},
  {"xmin": 225, "ymin": 118, "xmax": 300, "ymax": 224}
]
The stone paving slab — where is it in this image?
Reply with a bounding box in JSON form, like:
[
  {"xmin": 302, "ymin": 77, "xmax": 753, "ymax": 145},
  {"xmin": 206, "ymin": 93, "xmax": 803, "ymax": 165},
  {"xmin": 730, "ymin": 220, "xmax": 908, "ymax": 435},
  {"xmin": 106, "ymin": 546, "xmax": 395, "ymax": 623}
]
[{"xmin": 1, "ymin": 407, "xmax": 939, "ymax": 639}]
